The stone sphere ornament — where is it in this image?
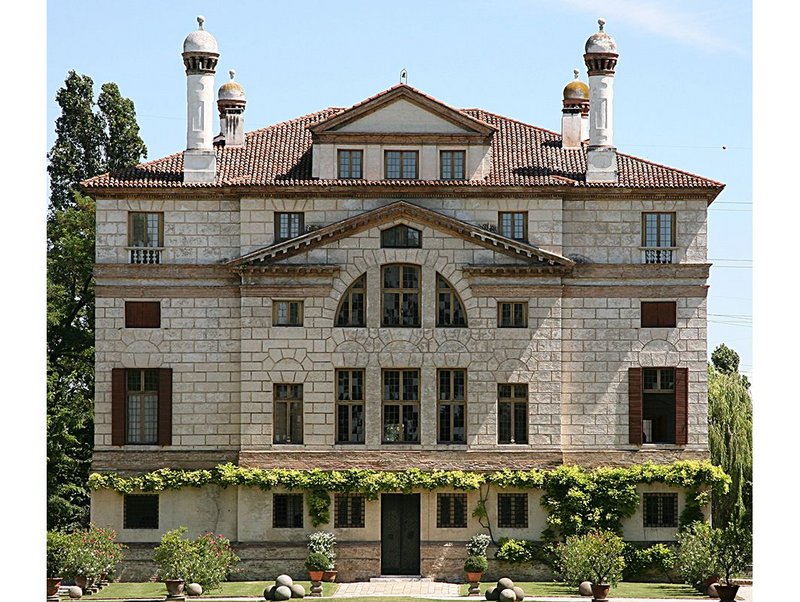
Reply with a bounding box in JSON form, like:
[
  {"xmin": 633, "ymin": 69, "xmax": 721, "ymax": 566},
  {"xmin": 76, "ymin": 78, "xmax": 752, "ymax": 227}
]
[
  {"xmin": 290, "ymin": 583, "xmax": 307, "ymax": 598},
  {"xmin": 497, "ymin": 578, "xmax": 515, "ymax": 590},
  {"xmin": 579, "ymin": 581, "xmax": 593, "ymax": 597},
  {"xmin": 484, "ymin": 586, "xmax": 499, "ymax": 600},
  {"xmin": 512, "ymin": 586, "xmax": 525, "ymax": 601},
  {"xmin": 67, "ymin": 586, "xmax": 83, "ymax": 599},
  {"xmin": 264, "ymin": 585, "xmax": 277, "ymax": 600},
  {"xmin": 186, "ymin": 583, "xmax": 203, "ymax": 596},
  {"xmin": 499, "ymin": 588, "xmax": 517, "ymax": 602},
  {"xmin": 275, "ymin": 585, "xmax": 293, "ymax": 601},
  {"xmin": 276, "ymin": 575, "xmax": 294, "ymax": 588}
]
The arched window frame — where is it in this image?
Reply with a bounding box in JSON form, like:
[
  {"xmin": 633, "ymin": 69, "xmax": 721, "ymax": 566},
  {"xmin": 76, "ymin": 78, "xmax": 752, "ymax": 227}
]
[
  {"xmin": 436, "ymin": 274, "xmax": 467, "ymax": 327},
  {"xmin": 335, "ymin": 274, "xmax": 367, "ymax": 327}
]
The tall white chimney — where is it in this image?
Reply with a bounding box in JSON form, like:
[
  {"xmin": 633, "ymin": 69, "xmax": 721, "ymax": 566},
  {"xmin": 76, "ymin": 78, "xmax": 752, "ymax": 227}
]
[
  {"xmin": 562, "ymin": 69, "xmax": 590, "ymax": 149},
  {"xmin": 182, "ymin": 16, "xmax": 219, "ymax": 183},
  {"xmin": 583, "ymin": 18, "xmax": 619, "ymax": 183}
]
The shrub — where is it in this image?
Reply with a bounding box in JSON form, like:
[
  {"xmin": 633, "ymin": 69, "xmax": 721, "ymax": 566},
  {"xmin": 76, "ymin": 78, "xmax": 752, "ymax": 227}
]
[
  {"xmin": 85, "ymin": 525, "xmax": 126, "ymax": 577},
  {"xmin": 622, "ymin": 543, "xmax": 676, "ymax": 581},
  {"xmin": 675, "ymin": 521, "xmax": 716, "ymax": 585},
  {"xmin": 153, "ymin": 528, "xmax": 197, "ymax": 581},
  {"xmin": 710, "ymin": 522, "xmax": 751, "ymax": 585},
  {"xmin": 62, "ymin": 529, "xmax": 106, "ymax": 579},
  {"xmin": 495, "ymin": 538, "xmax": 537, "ymax": 563},
  {"xmin": 464, "ymin": 555, "xmax": 489, "ymax": 573},
  {"xmin": 307, "ymin": 531, "xmax": 337, "ymax": 565},
  {"xmin": 187, "ymin": 532, "xmax": 239, "ymax": 591},
  {"xmin": 305, "ymin": 551, "xmax": 333, "ymax": 572},
  {"xmin": 466, "ymin": 534, "xmax": 491, "ymax": 557},
  {"xmin": 47, "ymin": 531, "xmax": 72, "ymax": 578},
  {"xmin": 556, "ymin": 530, "xmax": 626, "ymax": 586}
]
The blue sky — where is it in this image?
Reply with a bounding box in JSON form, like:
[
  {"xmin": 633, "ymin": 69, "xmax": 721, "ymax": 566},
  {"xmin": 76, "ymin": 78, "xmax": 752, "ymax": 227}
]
[{"xmin": 45, "ymin": 0, "xmax": 754, "ymax": 376}]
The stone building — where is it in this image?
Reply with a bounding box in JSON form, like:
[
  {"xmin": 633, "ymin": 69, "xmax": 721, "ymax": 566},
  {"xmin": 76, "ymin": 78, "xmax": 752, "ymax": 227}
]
[{"xmin": 84, "ymin": 17, "xmax": 724, "ymax": 580}]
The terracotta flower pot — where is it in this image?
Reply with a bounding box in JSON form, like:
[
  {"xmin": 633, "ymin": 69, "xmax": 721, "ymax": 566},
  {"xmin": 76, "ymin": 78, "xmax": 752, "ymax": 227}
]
[
  {"xmin": 465, "ymin": 571, "xmax": 483, "ymax": 583},
  {"xmin": 716, "ymin": 584, "xmax": 740, "ymax": 602},
  {"xmin": 165, "ymin": 579, "xmax": 186, "ymax": 596},
  {"xmin": 308, "ymin": 570, "xmax": 324, "ymax": 582},
  {"xmin": 323, "ymin": 570, "xmax": 337, "ymax": 582},
  {"xmin": 590, "ymin": 583, "xmax": 611, "ymax": 601},
  {"xmin": 47, "ymin": 577, "xmax": 63, "ymax": 597}
]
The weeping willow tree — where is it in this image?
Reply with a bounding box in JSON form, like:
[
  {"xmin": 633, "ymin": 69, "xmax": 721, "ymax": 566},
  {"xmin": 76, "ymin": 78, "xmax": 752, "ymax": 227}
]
[{"xmin": 707, "ymin": 348, "xmax": 752, "ymax": 529}]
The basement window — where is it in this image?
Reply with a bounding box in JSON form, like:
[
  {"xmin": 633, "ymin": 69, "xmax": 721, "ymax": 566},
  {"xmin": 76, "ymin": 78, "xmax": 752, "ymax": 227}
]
[
  {"xmin": 643, "ymin": 493, "xmax": 678, "ymax": 527},
  {"xmin": 124, "ymin": 494, "xmax": 159, "ymax": 529}
]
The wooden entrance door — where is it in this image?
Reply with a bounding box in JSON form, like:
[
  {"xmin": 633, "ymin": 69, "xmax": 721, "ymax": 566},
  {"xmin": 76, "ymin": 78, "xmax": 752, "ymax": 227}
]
[{"xmin": 380, "ymin": 493, "xmax": 420, "ymax": 575}]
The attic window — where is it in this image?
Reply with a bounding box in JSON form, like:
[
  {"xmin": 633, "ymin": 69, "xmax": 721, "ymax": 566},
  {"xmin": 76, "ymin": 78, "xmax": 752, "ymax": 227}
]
[
  {"xmin": 381, "ymin": 225, "xmax": 421, "ymax": 248},
  {"xmin": 385, "ymin": 151, "xmax": 418, "ymax": 179},
  {"xmin": 338, "ymin": 149, "xmax": 363, "ymax": 179},
  {"xmin": 440, "ymin": 150, "xmax": 466, "ymax": 180}
]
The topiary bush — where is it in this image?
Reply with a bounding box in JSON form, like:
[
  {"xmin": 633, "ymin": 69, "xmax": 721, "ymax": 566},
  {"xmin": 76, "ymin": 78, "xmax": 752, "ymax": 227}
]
[{"xmin": 305, "ymin": 551, "xmax": 333, "ymax": 572}]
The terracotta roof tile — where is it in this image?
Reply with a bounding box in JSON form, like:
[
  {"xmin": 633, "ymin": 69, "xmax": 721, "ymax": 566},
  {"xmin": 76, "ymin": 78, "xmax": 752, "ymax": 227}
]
[{"xmin": 83, "ymin": 102, "xmax": 723, "ymax": 191}]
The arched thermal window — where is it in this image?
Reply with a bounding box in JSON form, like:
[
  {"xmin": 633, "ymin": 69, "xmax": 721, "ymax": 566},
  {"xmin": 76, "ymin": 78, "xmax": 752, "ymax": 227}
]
[
  {"xmin": 335, "ymin": 274, "xmax": 366, "ymax": 327},
  {"xmin": 436, "ymin": 274, "xmax": 467, "ymax": 327}
]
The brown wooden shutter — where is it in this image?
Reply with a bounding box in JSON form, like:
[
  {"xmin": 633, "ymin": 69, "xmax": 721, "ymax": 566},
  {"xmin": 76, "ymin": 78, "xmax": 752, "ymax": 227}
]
[
  {"xmin": 111, "ymin": 368, "xmax": 126, "ymax": 446},
  {"xmin": 628, "ymin": 367, "xmax": 643, "ymax": 445},
  {"xmin": 158, "ymin": 368, "xmax": 172, "ymax": 446},
  {"xmin": 641, "ymin": 303, "xmax": 658, "ymax": 327},
  {"xmin": 658, "ymin": 302, "xmax": 677, "ymax": 327},
  {"xmin": 143, "ymin": 302, "xmax": 161, "ymax": 328},
  {"xmin": 675, "ymin": 367, "xmax": 689, "ymax": 445}
]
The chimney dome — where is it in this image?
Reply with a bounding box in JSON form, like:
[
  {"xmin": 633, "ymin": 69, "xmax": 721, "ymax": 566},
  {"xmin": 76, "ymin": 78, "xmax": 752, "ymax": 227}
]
[
  {"xmin": 584, "ymin": 18, "xmax": 617, "ymax": 54},
  {"xmin": 218, "ymin": 70, "xmax": 246, "ymax": 102},
  {"xmin": 183, "ymin": 16, "xmax": 219, "ymax": 54}
]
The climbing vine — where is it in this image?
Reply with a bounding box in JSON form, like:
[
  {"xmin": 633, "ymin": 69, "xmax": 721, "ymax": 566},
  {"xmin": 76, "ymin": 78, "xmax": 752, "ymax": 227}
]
[{"xmin": 89, "ymin": 461, "xmax": 729, "ymax": 531}]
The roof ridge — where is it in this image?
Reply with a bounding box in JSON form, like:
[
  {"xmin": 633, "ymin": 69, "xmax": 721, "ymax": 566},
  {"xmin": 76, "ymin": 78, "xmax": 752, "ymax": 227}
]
[{"xmin": 616, "ymin": 149, "xmax": 725, "ymax": 188}]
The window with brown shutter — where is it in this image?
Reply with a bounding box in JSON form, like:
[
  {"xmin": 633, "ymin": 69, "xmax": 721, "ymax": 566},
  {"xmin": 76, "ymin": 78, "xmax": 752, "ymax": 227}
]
[
  {"xmin": 125, "ymin": 301, "xmax": 161, "ymax": 328},
  {"xmin": 675, "ymin": 368, "xmax": 688, "ymax": 445},
  {"xmin": 628, "ymin": 367, "xmax": 643, "ymax": 445},
  {"xmin": 111, "ymin": 367, "xmax": 171, "ymax": 446},
  {"xmin": 641, "ymin": 302, "xmax": 676, "ymax": 328}
]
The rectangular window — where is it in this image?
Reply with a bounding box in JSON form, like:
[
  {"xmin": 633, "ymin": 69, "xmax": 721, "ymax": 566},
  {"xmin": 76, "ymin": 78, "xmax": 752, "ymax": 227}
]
[
  {"xmin": 273, "ymin": 493, "xmax": 304, "ymax": 528},
  {"xmin": 643, "ymin": 493, "xmax": 678, "ymax": 527},
  {"xmin": 334, "ymin": 493, "xmax": 366, "ymax": 528},
  {"xmin": 498, "ymin": 212, "xmax": 527, "ymax": 241},
  {"xmin": 128, "ymin": 212, "xmax": 163, "ymax": 264},
  {"xmin": 275, "ymin": 212, "xmax": 304, "ymax": 242},
  {"xmin": 438, "ymin": 369, "xmax": 466, "ymax": 443},
  {"xmin": 382, "ymin": 264, "xmax": 420, "ymax": 327},
  {"xmin": 642, "ymin": 368, "xmax": 676, "ymax": 444},
  {"xmin": 497, "ymin": 493, "xmax": 528, "ymax": 528},
  {"xmin": 437, "ymin": 493, "xmax": 468, "ymax": 528},
  {"xmin": 336, "ymin": 369, "xmax": 365, "ymax": 444},
  {"xmin": 440, "ymin": 150, "xmax": 466, "ymax": 180},
  {"xmin": 126, "ymin": 369, "xmax": 160, "ymax": 444},
  {"xmin": 385, "ymin": 150, "xmax": 418, "ymax": 179},
  {"xmin": 338, "ymin": 149, "xmax": 364, "ymax": 179},
  {"xmin": 498, "ymin": 384, "xmax": 528, "ymax": 444},
  {"xmin": 124, "ymin": 494, "xmax": 159, "ymax": 529},
  {"xmin": 382, "ymin": 369, "xmax": 420, "ymax": 443},
  {"xmin": 381, "ymin": 225, "xmax": 422, "ymax": 248},
  {"xmin": 125, "ymin": 301, "xmax": 161, "ymax": 328},
  {"xmin": 274, "ymin": 384, "xmax": 303, "ymax": 444},
  {"xmin": 273, "ymin": 300, "xmax": 303, "ymax": 326},
  {"xmin": 498, "ymin": 302, "xmax": 527, "ymax": 328},
  {"xmin": 641, "ymin": 302, "xmax": 677, "ymax": 328},
  {"xmin": 642, "ymin": 212, "xmax": 676, "ymax": 264}
]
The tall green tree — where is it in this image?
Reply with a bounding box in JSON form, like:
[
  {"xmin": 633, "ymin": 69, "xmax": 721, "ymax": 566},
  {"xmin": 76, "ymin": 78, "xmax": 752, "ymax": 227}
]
[
  {"xmin": 707, "ymin": 344, "xmax": 752, "ymax": 530},
  {"xmin": 47, "ymin": 71, "xmax": 146, "ymax": 530}
]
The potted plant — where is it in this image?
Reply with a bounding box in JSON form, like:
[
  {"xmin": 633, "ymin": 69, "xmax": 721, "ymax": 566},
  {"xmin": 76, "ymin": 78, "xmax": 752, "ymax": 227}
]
[
  {"xmin": 710, "ymin": 522, "xmax": 751, "ymax": 602},
  {"xmin": 556, "ymin": 530, "xmax": 626, "ymax": 601},
  {"xmin": 308, "ymin": 531, "xmax": 337, "ymax": 582},
  {"xmin": 47, "ymin": 531, "xmax": 71, "ymax": 599},
  {"xmin": 305, "ymin": 551, "xmax": 331, "ymax": 582},
  {"xmin": 464, "ymin": 555, "xmax": 488, "ymax": 584},
  {"xmin": 464, "ymin": 534, "xmax": 491, "ymax": 595},
  {"xmin": 153, "ymin": 527, "xmax": 197, "ymax": 597}
]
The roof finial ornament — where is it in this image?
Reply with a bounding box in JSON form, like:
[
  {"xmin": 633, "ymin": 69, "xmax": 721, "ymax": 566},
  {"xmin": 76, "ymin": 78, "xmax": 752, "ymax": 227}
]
[
  {"xmin": 598, "ymin": 17, "xmax": 605, "ymax": 32},
  {"xmin": 197, "ymin": 15, "xmax": 205, "ymax": 30},
  {"xmin": 573, "ymin": 68, "xmax": 580, "ymax": 80},
  {"xmin": 400, "ymin": 69, "xmax": 408, "ymax": 85},
  {"xmin": 229, "ymin": 69, "xmax": 236, "ymax": 81}
]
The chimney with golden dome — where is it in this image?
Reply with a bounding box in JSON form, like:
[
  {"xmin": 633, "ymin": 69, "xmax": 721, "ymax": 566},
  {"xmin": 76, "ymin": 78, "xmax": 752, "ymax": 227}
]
[
  {"xmin": 562, "ymin": 69, "xmax": 590, "ymax": 149},
  {"xmin": 182, "ymin": 16, "xmax": 219, "ymax": 183},
  {"xmin": 584, "ymin": 18, "xmax": 619, "ymax": 182},
  {"xmin": 216, "ymin": 70, "xmax": 247, "ymax": 147}
]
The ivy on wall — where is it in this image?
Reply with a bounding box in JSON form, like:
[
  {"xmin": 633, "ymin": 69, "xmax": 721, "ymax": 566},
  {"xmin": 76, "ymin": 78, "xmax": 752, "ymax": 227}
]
[{"xmin": 89, "ymin": 461, "xmax": 729, "ymax": 531}]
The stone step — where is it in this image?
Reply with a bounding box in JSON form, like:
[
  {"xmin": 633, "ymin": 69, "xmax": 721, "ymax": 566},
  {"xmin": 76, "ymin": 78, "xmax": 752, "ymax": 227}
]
[{"xmin": 370, "ymin": 576, "xmax": 431, "ymax": 582}]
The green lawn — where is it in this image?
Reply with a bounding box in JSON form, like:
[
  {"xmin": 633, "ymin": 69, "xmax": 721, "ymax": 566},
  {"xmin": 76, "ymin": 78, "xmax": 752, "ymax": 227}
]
[
  {"xmin": 459, "ymin": 581, "xmax": 706, "ymax": 598},
  {"xmin": 90, "ymin": 580, "xmax": 339, "ymax": 599}
]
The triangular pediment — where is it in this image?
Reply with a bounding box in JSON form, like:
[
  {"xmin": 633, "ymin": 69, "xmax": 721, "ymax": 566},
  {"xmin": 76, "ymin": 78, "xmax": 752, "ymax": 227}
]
[
  {"xmin": 309, "ymin": 84, "xmax": 495, "ymax": 138},
  {"xmin": 228, "ymin": 201, "xmax": 573, "ymax": 271}
]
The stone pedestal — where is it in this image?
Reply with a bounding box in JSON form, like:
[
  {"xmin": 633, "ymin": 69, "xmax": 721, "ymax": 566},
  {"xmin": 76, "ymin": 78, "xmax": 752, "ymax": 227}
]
[
  {"xmin": 309, "ymin": 580, "xmax": 322, "ymax": 597},
  {"xmin": 468, "ymin": 580, "xmax": 481, "ymax": 596}
]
